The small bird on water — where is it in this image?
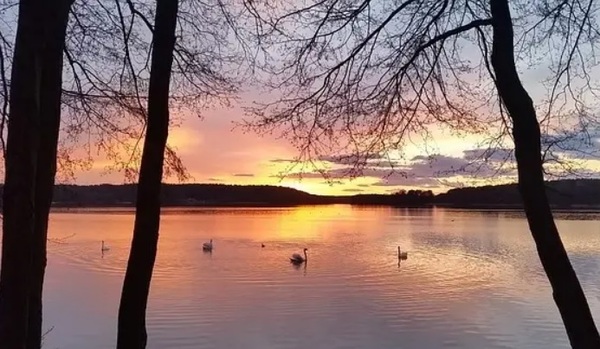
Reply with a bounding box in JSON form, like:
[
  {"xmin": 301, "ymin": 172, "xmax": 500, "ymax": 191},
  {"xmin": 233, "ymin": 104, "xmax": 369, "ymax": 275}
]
[{"xmin": 398, "ymin": 246, "xmax": 408, "ymax": 260}]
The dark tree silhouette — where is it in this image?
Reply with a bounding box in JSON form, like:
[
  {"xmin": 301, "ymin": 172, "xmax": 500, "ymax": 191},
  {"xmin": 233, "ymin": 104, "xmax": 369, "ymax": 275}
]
[
  {"xmin": 28, "ymin": 2, "xmax": 73, "ymax": 348},
  {"xmin": 0, "ymin": 1, "xmax": 43, "ymax": 345},
  {"xmin": 116, "ymin": 0, "xmax": 179, "ymax": 347},
  {"xmin": 0, "ymin": 1, "xmax": 73, "ymax": 347},
  {"xmin": 243, "ymin": 0, "xmax": 600, "ymax": 347},
  {"xmin": 490, "ymin": 1, "xmax": 598, "ymax": 346}
]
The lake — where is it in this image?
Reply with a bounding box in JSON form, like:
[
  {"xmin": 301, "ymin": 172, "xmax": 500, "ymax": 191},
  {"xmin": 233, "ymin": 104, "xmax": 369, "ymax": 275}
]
[{"xmin": 40, "ymin": 206, "xmax": 600, "ymax": 349}]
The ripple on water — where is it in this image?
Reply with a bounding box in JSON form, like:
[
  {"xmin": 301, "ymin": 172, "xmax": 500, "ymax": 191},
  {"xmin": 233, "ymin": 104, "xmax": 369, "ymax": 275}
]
[
  {"xmin": 50, "ymin": 243, "xmax": 127, "ymax": 276},
  {"xmin": 44, "ymin": 211, "xmax": 588, "ymax": 349}
]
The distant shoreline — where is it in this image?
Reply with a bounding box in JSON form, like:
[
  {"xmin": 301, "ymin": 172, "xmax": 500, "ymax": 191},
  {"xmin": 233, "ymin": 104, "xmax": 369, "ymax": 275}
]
[
  {"xmin": 4, "ymin": 178, "xmax": 600, "ymax": 211},
  {"xmin": 47, "ymin": 202, "xmax": 600, "ymax": 213}
]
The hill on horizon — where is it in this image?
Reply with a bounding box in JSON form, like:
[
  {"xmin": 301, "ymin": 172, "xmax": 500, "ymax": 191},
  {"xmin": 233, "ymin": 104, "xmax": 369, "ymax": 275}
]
[
  {"xmin": 434, "ymin": 178, "xmax": 600, "ymax": 208},
  {"xmin": 1, "ymin": 179, "xmax": 600, "ymax": 208}
]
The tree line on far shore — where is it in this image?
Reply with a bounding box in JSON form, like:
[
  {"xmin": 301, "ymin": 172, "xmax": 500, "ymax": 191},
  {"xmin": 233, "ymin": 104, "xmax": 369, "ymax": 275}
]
[{"xmin": 0, "ymin": 179, "xmax": 597, "ymax": 209}]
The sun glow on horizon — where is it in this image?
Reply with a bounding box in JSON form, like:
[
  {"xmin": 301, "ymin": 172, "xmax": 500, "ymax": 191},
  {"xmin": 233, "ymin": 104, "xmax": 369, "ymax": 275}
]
[{"xmin": 55, "ymin": 107, "xmax": 600, "ymax": 196}]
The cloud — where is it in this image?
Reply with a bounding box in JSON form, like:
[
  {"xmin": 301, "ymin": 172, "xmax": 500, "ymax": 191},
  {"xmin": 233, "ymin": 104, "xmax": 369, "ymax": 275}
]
[
  {"xmin": 233, "ymin": 173, "xmax": 255, "ymax": 177},
  {"xmin": 318, "ymin": 153, "xmax": 382, "ymax": 165},
  {"xmin": 279, "ymin": 150, "xmax": 518, "ymax": 188},
  {"xmin": 541, "ymin": 128, "xmax": 600, "ymax": 160},
  {"xmin": 409, "ymin": 155, "xmax": 471, "ymax": 176},
  {"xmin": 280, "ymin": 167, "xmax": 438, "ymax": 187},
  {"xmin": 273, "ymin": 138, "xmax": 599, "ymax": 188},
  {"xmin": 459, "ymin": 134, "xmax": 600, "ymax": 178},
  {"xmin": 269, "ymin": 158, "xmax": 295, "ymax": 163},
  {"xmin": 342, "ymin": 188, "xmax": 364, "ymax": 193},
  {"xmin": 367, "ymin": 161, "xmax": 403, "ymax": 168},
  {"xmin": 462, "ymin": 148, "xmax": 514, "ymax": 162},
  {"xmin": 409, "ymin": 153, "xmax": 516, "ymax": 178},
  {"xmin": 275, "ymin": 172, "xmax": 327, "ymax": 179},
  {"xmin": 371, "ymin": 176, "xmax": 442, "ymax": 187},
  {"xmin": 207, "ymin": 177, "xmax": 222, "ymax": 182}
]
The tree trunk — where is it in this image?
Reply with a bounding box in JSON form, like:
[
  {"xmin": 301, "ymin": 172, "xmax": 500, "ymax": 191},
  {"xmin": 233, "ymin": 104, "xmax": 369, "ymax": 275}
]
[
  {"xmin": 0, "ymin": 0, "xmax": 45, "ymax": 347},
  {"xmin": 116, "ymin": 0, "xmax": 179, "ymax": 347},
  {"xmin": 27, "ymin": 2, "xmax": 72, "ymax": 348},
  {"xmin": 489, "ymin": 0, "xmax": 600, "ymax": 347}
]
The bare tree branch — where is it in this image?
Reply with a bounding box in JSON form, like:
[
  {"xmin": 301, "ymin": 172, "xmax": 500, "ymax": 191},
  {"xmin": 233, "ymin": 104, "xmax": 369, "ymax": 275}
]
[{"xmin": 241, "ymin": 0, "xmax": 600, "ymax": 182}]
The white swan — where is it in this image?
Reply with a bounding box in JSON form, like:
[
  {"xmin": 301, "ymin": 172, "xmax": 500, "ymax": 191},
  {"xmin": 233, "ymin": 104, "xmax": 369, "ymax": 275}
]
[
  {"xmin": 101, "ymin": 240, "xmax": 110, "ymax": 252},
  {"xmin": 202, "ymin": 239, "xmax": 213, "ymax": 251},
  {"xmin": 290, "ymin": 248, "xmax": 308, "ymax": 264},
  {"xmin": 398, "ymin": 246, "xmax": 407, "ymax": 260}
]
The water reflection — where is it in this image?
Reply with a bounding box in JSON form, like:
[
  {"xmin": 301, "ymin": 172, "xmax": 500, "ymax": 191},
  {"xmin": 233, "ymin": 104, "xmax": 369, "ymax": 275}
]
[
  {"xmin": 291, "ymin": 261, "xmax": 307, "ymax": 276},
  {"xmin": 40, "ymin": 206, "xmax": 600, "ymax": 349}
]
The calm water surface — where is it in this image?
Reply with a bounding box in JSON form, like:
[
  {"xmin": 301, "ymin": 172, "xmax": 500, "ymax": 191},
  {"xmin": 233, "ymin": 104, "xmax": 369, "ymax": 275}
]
[{"xmin": 40, "ymin": 206, "xmax": 600, "ymax": 349}]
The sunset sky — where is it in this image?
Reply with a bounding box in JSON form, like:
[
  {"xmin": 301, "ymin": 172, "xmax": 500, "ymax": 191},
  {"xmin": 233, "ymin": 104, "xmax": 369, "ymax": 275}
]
[
  {"xmin": 55, "ymin": 52, "xmax": 600, "ymax": 196},
  {"xmin": 58, "ymin": 51, "xmax": 600, "ymax": 197},
  {"xmin": 68, "ymin": 89, "xmax": 600, "ymax": 196},
  {"xmin": 58, "ymin": 2, "xmax": 600, "ymax": 196},
  {"xmin": 72, "ymin": 116, "xmax": 489, "ymax": 195}
]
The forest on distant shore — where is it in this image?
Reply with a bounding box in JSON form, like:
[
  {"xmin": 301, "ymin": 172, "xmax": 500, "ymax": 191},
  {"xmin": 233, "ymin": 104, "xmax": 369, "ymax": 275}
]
[{"xmin": 1, "ymin": 179, "xmax": 598, "ymax": 209}]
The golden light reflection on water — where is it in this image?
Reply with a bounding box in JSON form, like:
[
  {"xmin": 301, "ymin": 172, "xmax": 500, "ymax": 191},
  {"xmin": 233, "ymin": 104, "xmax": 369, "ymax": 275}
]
[{"xmin": 42, "ymin": 206, "xmax": 600, "ymax": 349}]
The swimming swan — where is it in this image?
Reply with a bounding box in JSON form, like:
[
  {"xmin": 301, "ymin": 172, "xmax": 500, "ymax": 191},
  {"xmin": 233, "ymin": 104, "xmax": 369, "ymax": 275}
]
[
  {"xmin": 203, "ymin": 239, "xmax": 213, "ymax": 251},
  {"xmin": 398, "ymin": 246, "xmax": 408, "ymax": 260},
  {"xmin": 290, "ymin": 248, "xmax": 308, "ymax": 264}
]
